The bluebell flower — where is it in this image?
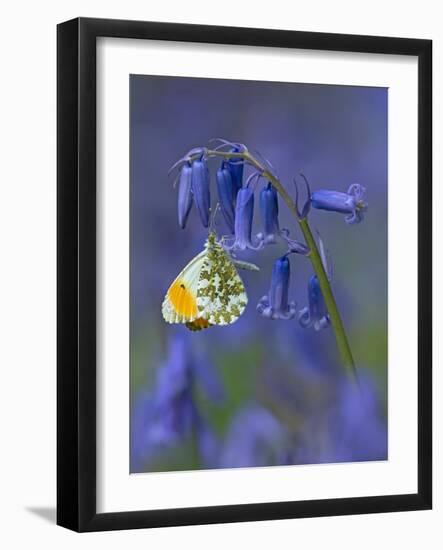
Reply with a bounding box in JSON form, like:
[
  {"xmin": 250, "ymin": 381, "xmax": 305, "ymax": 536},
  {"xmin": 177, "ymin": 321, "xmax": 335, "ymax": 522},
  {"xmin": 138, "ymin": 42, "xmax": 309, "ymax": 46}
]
[
  {"xmin": 216, "ymin": 161, "xmax": 236, "ymax": 233},
  {"xmin": 218, "ymin": 405, "xmax": 289, "ymax": 468},
  {"xmin": 209, "ymin": 139, "xmax": 245, "ymax": 190},
  {"xmin": 262, "ymin": 174, "xmax": 311, "ymax": 251},
  {"xmin": 177, "ymin": 161, "xmax": 193, "ymax": 229},
  {"xmin": 299, "ymin": 233, "xmax": 331, "ymax": 330},
  {"xmin": 257, "ymin": 182, "xmax": 280, "ymax": 244},
  {"xmin": 225, "ymin": 187, "xmax": 263, "ymax": 251},
  {"xmin": 251, "ymin": 173, "xmax": 310, "ymax": 253},
  {"xmin": 191, "ymin": 158, "xmax": 210, "ymax": 227},
  {"xmin": 298, "ymin": 275, "xmax": 330, "ymax": 330},
  {"xmin": 311, "ymin": 183, "xmax": 367, "ymax": 224},
  {"xmin": 130, "ymin": 333, "xmax": 223, "ymax": 471},
  {"xmin": 257, "ymin": 255, "xmax": 297, "ymax": 320},
  {"xmin": 226, "ymin": 145, "xmax": 244, "ymax": 190},
  {"xmin": 168, "ymin": 146, "xmax": 207, "ymax": 175}
]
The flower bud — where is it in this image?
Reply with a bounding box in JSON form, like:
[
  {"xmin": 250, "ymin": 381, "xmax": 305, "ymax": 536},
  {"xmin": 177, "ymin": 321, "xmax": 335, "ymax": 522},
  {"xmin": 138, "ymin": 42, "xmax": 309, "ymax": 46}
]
[
  {"xmin": 216, "ymin": 162, "xmax": 236, "ymax": 233},
  {"xmin": 191, "ymin": 158, "xmax": 211, "ymax": 227},
  {"xmin": 177, "ymin": 162, "xmax": 193, "ymax": 229}
]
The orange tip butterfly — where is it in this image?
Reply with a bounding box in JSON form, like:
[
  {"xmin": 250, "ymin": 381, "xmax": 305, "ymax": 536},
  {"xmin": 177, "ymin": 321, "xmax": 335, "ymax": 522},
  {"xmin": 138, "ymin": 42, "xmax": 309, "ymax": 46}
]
[{"xmin": 162, "ymin": 233, "xmax": 258, "ymax": 331}]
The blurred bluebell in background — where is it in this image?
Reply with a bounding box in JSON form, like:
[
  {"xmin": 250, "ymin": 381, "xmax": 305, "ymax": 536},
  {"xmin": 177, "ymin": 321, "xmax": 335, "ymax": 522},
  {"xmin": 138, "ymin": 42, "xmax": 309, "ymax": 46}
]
[
  {"xmin": 130, "ymin": 75, "xmax": 387, "ymax": 473},
  {"xmin": 131, "ymin": 331, "xmax": 222, "ymax": 471}
]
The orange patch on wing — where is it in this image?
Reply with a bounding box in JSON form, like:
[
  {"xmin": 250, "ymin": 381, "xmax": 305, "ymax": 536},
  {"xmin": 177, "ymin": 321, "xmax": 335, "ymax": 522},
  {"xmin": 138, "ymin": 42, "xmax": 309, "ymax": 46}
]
[
  {"xmin": 186, "ymin": 318, "xmax": 211, "ymax": 331},
  {"xmin": 167, "ymin": 279, "xmax": 198, "ymax": 319}
]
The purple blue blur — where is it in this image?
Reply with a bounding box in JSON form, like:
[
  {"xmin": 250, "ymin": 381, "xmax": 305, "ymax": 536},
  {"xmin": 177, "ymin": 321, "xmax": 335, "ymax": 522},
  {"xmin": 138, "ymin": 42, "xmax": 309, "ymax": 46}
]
[{"xmin": 131, "ymin": 332, "xmax": 222, "ymax": 472}]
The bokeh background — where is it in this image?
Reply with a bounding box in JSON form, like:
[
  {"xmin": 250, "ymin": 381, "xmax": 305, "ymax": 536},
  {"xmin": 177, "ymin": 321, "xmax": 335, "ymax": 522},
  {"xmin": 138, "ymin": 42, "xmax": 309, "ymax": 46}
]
[{"xmin": 130, "ymin": 74, "xmax": 387, "ymax": 473}]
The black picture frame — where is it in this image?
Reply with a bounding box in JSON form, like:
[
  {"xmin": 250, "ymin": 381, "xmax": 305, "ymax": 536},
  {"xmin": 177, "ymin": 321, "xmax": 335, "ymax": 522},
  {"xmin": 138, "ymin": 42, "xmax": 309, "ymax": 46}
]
[{"xmin": 57, "ymin": 17, "xmax": 432, "ymax": 532}]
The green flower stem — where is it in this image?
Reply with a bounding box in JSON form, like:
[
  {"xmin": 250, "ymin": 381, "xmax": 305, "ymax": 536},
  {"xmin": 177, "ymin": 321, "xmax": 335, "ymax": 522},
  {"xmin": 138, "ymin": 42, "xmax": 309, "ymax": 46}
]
[
  {"xmin": 202, "ymin": 149, "xmax": 357, "ymax": 380},
  {"xmin": 298, "ymin": 219, "xmax": 357, "ymax": 378}
]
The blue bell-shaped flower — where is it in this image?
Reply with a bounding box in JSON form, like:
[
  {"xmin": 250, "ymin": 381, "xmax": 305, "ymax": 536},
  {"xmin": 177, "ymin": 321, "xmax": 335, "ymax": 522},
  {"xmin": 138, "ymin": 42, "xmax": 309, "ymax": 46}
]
[
  {"xmin": 311, "ymin": 184, "xmax": 367, "ymax": 225},
  {"xmin": 257, "ymin": 255, "xmax": 297, "ymax": 320},
  {"xmin": 177, "ymin": 162, "xmax": 193, "ymax": 229},
  {"xmin": 226, "ymin": 145, "xmax": 244, "ymax": 190},
  {"xmin": 216, "ymin": 161, "xmax": 237, "ymax": 233},
  {"xmin": 298, "ymin": 275, "xmax": 330, "ymax": 330},
  {"xmin": 225, "ymin": 187, "xmax": 263, "ymax": 251},
  {"xmin": 191, "ymin": 158, "xmax": 211, "ymax": 227},
  {"xmin": 257, "ymin": 182, "xmax": 280, "ymax": 244}
]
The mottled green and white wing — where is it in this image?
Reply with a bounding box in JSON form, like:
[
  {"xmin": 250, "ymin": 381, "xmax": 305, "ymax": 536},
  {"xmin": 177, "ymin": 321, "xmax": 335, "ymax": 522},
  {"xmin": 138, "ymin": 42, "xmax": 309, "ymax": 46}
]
[{"xmin": 196, "ymin": 242, "xmax": 247, "ymax": 325}]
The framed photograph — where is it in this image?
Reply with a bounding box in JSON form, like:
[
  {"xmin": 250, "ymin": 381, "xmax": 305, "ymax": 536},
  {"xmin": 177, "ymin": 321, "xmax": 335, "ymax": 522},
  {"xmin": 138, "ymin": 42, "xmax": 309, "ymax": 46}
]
[{"xmin": 57, "ymin": 17, "xmax": 432, "ymax": 532}]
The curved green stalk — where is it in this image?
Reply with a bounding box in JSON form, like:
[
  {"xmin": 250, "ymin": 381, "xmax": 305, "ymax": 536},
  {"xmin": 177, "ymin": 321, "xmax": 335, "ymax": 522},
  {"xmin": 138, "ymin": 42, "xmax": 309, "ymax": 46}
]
[
  {"xmin": 195, "ymin": 149, "xmax": 357, "ymax": 380},
  {"xmin": 298, "ymin": 218, "xmax": 356, "ymax": 378}
]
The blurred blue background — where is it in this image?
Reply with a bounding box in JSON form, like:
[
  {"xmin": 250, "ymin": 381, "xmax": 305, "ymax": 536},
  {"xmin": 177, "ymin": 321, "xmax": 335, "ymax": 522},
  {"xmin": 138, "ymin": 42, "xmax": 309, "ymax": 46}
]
[{"xmin": 130, "ymin": 75, "xmax": 387, "ymax": 473}]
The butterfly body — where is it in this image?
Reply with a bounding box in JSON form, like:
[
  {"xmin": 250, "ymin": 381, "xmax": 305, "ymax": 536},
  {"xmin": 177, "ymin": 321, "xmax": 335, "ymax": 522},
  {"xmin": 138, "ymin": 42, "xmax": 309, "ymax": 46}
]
[{"xmin": 162, "ymin": 233, "xmax": 248, "ymax": 330}]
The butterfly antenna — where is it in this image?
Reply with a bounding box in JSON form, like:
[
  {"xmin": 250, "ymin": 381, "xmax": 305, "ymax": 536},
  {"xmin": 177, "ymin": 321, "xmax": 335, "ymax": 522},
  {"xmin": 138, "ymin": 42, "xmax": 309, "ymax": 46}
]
[{"xmin": 209, "ymin": 203, "xmax": 221, "ymax": 233}]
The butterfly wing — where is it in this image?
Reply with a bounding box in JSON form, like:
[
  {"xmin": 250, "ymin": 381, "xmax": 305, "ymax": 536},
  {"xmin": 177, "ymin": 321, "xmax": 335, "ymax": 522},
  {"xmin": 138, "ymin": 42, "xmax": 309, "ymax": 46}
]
[
  {"xmin": 162, "ymin": 249, "xmax": 206, "ymax": 324},
  {"xmin": 196, "ymin": 241, "xmax": 247, "ymax": 325}
]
